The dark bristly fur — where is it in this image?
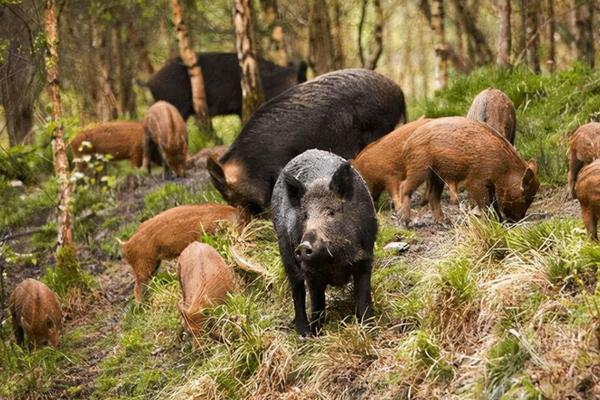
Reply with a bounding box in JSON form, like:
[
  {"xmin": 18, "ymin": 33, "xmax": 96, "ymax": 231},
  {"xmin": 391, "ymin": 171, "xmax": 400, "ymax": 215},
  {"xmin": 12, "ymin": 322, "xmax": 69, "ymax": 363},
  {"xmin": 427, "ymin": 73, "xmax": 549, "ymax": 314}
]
[
  {"xmin": 208, "ymin": 68, "xmax": 407, "ymax": 213},
  {"xmin": 272, "ymin": 150, "xmax": 378, "ymax": 337},
  {"xmin": 146, "ymin": 52, "xmax": 307, "ymax": 120}
]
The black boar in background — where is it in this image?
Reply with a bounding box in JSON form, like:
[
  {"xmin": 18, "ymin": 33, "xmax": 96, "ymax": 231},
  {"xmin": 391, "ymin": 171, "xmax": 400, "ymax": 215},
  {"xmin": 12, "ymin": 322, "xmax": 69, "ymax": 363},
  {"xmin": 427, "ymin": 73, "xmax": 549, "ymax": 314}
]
[
  {"xmin": 272, "ymin": 149, "xmax": 378, "ymax": 336},
  {"xmin": 144, "ymin": 52, "xmax": 308, "ymax": 119},
  {"xmin": 207, "ymin": 68, "xmax": 407, "ymax": 214}
]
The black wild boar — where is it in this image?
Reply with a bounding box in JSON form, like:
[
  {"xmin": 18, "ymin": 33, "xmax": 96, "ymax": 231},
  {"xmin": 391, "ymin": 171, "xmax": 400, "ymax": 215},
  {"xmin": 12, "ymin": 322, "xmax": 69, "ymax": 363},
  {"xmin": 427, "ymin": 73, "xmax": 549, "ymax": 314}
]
[
  {"xmin": 208, "ymin": 68, "xmax": 407, "ymax": 213},
  {"xmin": 145, "ymin": 52, "xmax": 308, "ymax": 120},
  {"xmin": 271, "ymin": 149, "xmax": 378, "ymax": 336}
]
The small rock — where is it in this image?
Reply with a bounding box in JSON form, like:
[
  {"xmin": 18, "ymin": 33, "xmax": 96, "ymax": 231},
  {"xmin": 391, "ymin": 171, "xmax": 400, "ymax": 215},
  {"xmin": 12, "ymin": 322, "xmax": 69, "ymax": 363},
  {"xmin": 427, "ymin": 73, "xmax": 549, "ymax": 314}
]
[
  {"xmin": 10, "ymin": 180, "xmax": 23, "ymax": 188},
  {"xmin": 383, "ymin": 241, "xmax": 410, "ymax": 253}
]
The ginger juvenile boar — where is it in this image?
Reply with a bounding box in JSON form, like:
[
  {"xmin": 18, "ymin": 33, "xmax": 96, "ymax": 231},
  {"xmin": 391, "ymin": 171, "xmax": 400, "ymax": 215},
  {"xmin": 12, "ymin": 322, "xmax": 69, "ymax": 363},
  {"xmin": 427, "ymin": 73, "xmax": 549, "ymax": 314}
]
[
  {"xmin": 9, "ymin": 278, "xmax": 62, "ymax": 349},
  {"xmin": 466, "ymin": 88, "xmax": 516, "ymax": 144},
  {"xmin": 142, "ymin": 101, "xmax": 188, "ymax": 178},
  {"xmin": 397, "ymin": 117, "xmax": 539, "ymax": 224},
  {"xmin": 176, "ymin": 242, "xmax": 234, "ymax": 338},
  {"xmin": 122, "ymin": 204, "xmax": 241, "ymax": 303},
  {"xmin": 575, "ymin": 159, "xmax": 600, "ymax": 241},
  {"xmin": 568, "ymin": 122, "xmax": 600, "ymax": 198},
  {"xmin": 353, "ymin": 118, "xmax": 433, "ymax": 203},
  {"xmin": 70, "ymin": 121, "xmax": 152, "ymax": 171}
]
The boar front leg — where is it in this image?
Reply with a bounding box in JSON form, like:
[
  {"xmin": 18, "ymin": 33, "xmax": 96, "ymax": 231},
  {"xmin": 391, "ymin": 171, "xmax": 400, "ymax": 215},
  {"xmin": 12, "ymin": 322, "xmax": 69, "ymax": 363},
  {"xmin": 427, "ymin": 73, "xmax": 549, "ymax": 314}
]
[
  {"xmin": 582, "ymin": 207, "xmax": 598, "ymax": 241},
  {"xmin": 290, "ymin": 278, "xmax": 311, "ymax": 336},
  {"xmin": 307, "ymin": 279, "xmax": 326, "ymax": 335},
  {"xmin": 353, "ymin": 261, "xmax": 374, "ymax": 323},
  {"xmin": 11, "ymin": 309, "xmax": 25, "ymax": 347}
]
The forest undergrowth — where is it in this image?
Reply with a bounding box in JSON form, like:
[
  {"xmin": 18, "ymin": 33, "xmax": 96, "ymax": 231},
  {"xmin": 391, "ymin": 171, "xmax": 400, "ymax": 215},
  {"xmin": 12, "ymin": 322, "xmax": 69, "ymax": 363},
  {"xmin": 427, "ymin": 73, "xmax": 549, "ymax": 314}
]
[{"xmin": 1, "ymin": 66, "xmax": 600, "ymax": 399}]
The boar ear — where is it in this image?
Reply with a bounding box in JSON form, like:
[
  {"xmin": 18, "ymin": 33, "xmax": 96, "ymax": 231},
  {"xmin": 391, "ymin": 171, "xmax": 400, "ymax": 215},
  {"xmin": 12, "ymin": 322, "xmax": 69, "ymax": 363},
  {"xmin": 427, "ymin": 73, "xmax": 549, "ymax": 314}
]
[
  {"xmin": 207, "ymin": 155, "xmax": 225, "ymax": 185},
  {"xmin": 330, "ymin": 162, "xmax": 354, "ymax": 200},
  {"xmin": 521, "ymin": 163, "xmax": 537, "ymax": 190},
  {"xmin": 527, "ymin": 159, "xmax": 538, "ymax": 174},
  {"xmin": 283, "ymin": 172, "xmax": 306, "ymax": 206}
]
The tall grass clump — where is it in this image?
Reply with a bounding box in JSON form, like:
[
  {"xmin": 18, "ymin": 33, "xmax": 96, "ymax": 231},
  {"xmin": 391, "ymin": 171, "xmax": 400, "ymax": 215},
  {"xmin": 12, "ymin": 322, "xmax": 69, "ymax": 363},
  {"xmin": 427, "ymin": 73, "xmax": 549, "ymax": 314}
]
[{"xmin": 412, "ymin": 64, "xmax": 600, "ymax": 184}]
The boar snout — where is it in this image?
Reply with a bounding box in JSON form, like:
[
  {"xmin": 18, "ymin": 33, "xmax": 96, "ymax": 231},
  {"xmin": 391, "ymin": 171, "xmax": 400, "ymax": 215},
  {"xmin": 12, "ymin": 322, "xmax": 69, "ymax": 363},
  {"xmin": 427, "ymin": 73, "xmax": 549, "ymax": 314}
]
[{"xmin": 295, "ymin": 241, "xmax": 314, "ymax": 262}]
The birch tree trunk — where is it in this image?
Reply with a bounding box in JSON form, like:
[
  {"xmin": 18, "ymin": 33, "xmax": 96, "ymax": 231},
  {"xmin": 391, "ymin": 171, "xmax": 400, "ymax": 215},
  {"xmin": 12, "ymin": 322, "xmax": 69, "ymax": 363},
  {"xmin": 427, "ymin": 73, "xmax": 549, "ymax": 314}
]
[
  {"xmin": 233, "ymin": 0, "xmax": 264, "ymax": 123},
  {"xmin": 496, "ymin": 0, "xmax": 511, "ymax": 67},
  {"xmin": 45, "ymin": 0, "xmax": 73, "ymax": 250},
  {"xmin": 170, "ymin": 0, "xmax": 212, "ymax": 131},
  {"xmin": 572, "ymin": 0, "xmax": 595, "ymax": 68},
  {"xmin": 431, "ymin": 0, "xmax": 448, "ymax": 90},
  {"xmin": 546, "ymin": 0, "xmax": 556, "ymax": 72},
  {"xmin": 308, "ymin": 0, "xmax": 338, "ymax": 76},
  {"xmin": 260, "ymin": 0, "xmax": 288, "ymax": 66},
  {"xmin": 358, "ymin": 0, "xmax": 384, "ymax": 70}
]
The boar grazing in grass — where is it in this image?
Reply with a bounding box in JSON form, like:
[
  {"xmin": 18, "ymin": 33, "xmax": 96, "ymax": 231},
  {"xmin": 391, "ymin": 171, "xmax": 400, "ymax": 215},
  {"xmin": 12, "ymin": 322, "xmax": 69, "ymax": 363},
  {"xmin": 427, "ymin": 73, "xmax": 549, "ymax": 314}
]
[
  {"xmin": 9, "ymin": 279, "xmax": 62, "ymax": 349},
  {"xmin": 272, "ymin": 150, "xmax": 378, "ymax": 336},
  {"xmin": 467, "ymin": 88, "xmax": 516, "ymax": 145},
  {"xmin": 353, "ymin": 118, "xmax": 433, "ymax": 203},
  {"xmin": 208, "ymin": 68, "xmax": 407, "ymax": 214},
  {"xmin": 177, "ymin": 242, "xmax": 234, "ymax": 338},
  {"xmin": 575, "ymin": 159, "xmax": 600, "ymax": 241},
  {"xmin": 142, "ymin": 101, "xmax": 188, "ymax": 178},
  {"xmin": 122, "ymin": 204, "xmax": 241, "ymax": 303},
  {"xmin": 397, "ymin": 117, "xmax": 539, "ymax": 224},
  {"xmin": 568, "ymin": 122, "xmax": 600, "ymax": 198},
  {"xmin": 146, "ymin": 52, "xmax": 307, "ymax": 119},
  {"xmin": 70, "ymin": 121, "xmax": 160, "ymax": 171}
]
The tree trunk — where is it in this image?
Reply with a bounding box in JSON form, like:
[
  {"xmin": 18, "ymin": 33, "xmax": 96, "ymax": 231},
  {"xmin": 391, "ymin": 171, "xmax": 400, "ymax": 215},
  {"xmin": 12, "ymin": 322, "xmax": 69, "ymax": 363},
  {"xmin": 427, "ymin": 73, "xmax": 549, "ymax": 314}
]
[
  {"xmin": 451, "ymin": 0, "xmax": 493, "ymax": 66},
  {"xmin": 308, "ymin": 0, "xmax": 338, "ymax": 76},
  {"xmin": 524, "ymin": 0, "xmax": 541, "ymax": 73},
  {"xmin": 496, "ymin": 0, "xmax": 511, "ymax": 67},
  {"xmin": 170, "ymin": 0, "xmax": 212, "ymax": 131},
  {"xmin": 233, "ymin": 0, "xmax": 265, "ymax": 123},
  {"xmin": 432, "ymin": 0, "xmax": 448, "ymax": 90},
  {"xmin": 260, "ymin": 0, "xmax": 288, "ymax": 66},
  {"xmin": 45, "ymin": 0, "xmax": 73, "ymax": 250},
  {"xmin": 546, "ymin": 0, "xmax": 556, "ymax": 72},
  {"xmin": 519, "ymin": 0, "xmax": 527, "ymax": 54},
  {"xmin": 358, "ymin": 0, "xmax": 384, "ymax": 70},
  {"xmin": 331, "ymin": 0, "xmax": 345, "ymax": 69},
  {"xmin": 572, "ymin": 0, "xmax": 595, "ymax": 68}
]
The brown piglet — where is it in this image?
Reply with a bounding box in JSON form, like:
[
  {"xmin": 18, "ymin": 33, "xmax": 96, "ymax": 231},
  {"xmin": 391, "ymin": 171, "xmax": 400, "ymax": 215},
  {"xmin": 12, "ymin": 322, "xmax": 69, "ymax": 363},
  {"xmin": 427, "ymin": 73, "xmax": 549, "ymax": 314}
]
[
  {"xmin": 568, "ymin": 122, "xmax": 600, "ymax": 198},
  {"xmin": 396, "ymin": 117, "xmax": 539, "ymax": 224},
  {"xmin": 142, "ymin": 101, "xmax": 188, "ymax": 178},
  {"xmin": 176, "ymin": 242, "xmax": 234, "ymax": 338},
  {"xmin": 9, "ymin": 279, "xmax": 62, "ymax": 349},
  {"xmin": 352, "ymin": 118, "xmax": 440, "ymax": 202},
  {"xmin": 70, "ymin": 121, "xmax": 149, "ymax": 171},
  {"xmin": 466, "ymin": 88, "xmax": 516, "ymax": 145},
  {"xmin": 575, "ymin": 159, "xmax": 600, "ymax": 241},
  {"xmin": 122, "ymin": 204, "xmax": 242, "ymax": 303}
]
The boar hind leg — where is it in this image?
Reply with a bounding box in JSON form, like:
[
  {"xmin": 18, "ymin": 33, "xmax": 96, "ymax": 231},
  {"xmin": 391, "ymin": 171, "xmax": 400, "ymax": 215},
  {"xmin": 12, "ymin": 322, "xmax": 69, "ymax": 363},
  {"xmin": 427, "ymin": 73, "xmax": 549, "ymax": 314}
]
[
  {"xmin": 568, "ymin": 158, "xmax": 583, "ymax": 199},
  {"xmin": 353, "ymin": 261, "xmax": 374, "ymax": 323},
  {"xmin": 307, "ymin": 280, "xmax": 326, "ymax": 335},
  {"xmin": 448, "ymin": 182, "xmax": 459, "ymax": 205},
  {"xmin": 582, "ymin": 207, "xmax": 598, "ymax": 241},
  {"xmin": 428, "ymin": 175, "xmax": 446, "ymax": 224},
  {"xmin": 11, "ymin": 310, "xmax": 25, "ymax": 347}
]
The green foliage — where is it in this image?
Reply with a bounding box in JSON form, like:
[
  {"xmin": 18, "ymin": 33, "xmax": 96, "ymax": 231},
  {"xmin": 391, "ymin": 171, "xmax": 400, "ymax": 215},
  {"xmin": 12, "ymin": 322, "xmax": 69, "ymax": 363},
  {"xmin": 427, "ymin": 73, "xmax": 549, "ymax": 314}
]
[
  {"xmin": 0, "ymin": 178, "xmax": 57, "ymax": 231},
  {"xmin": 484, "ymin": 335, "xmax": 530, "ymax": 399},
  {"xmin": 437, "ymin": 256, "xmax": 477, "ymax": 305},
  {"xmin": 412, "ymin": 64, "xmax": 600, "ymax": 184},
  {"xmin": 44, "ymin": 245, "xmax": 94, "ymax": 296},
  {"xmin": 396, "ymin": 330, "xmax": 454, "ymax": 381}
]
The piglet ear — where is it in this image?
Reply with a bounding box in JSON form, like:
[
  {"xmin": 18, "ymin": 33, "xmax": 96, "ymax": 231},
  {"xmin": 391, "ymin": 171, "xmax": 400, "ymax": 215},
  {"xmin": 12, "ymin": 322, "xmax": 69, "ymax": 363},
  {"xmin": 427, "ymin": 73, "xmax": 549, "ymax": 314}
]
[
  {"xmin": 330, "ymin": 162, "xmax": 354, "ymax": 200},
  {"xmin": 284, "ymin": 172, "xmax": 306, "ymax": 207},
  {"xmin": 207, "ymin": 155, "xmax": 225, "ymax": 185},
  {"xmin": 521, "ymin": 163, "xmax": 536, "ymax": 191}
]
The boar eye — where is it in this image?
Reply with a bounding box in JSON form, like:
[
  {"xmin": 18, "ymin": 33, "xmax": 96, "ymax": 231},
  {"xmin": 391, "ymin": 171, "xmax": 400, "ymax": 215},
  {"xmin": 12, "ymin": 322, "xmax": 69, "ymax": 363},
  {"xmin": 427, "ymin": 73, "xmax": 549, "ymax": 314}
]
[{"xmin": 326, "ymin": 208, "xmax": 335, "ymax": 217}]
